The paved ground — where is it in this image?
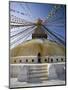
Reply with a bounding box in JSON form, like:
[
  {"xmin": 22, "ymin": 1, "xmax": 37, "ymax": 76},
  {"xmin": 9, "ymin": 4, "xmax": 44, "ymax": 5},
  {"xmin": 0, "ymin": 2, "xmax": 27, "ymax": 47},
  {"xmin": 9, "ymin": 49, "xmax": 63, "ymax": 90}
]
[{"xmin": 10, "ymin": 78, "xmax": 65, "ymax": 88}]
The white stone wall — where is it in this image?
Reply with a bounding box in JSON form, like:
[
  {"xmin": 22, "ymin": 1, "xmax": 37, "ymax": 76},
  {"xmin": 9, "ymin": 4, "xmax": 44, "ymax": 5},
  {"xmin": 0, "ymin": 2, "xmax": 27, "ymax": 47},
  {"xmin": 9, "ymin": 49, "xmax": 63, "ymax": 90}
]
[
  {"xmin": 48, "ymin": 63, "xmax": 65, "ymax": 80},
  {"xmin": 10, "ymin": 63, "xmax": 65, "ymax": 81}
]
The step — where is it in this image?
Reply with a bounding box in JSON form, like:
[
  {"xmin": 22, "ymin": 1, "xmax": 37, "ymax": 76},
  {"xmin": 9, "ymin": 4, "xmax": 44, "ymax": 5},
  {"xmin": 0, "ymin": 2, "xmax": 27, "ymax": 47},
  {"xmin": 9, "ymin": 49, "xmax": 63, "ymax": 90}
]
[
  {"xmin": 29, "ymin": 67, "xmax": 48, "ymax": 71},
  {"xmin": 29, "ymin": 77, "xmax": 48, "ymax": 80},
  {"xmin": 29, "ymin": 65, "xmax": 48, "ymax": 69},
  {"xmin": 28, "ymin": 77, "xmax": 48, "ymax": 82},
  {"xmin": 29, "ymin": 70, "xmax": 48, "ymax": 74},
  {"xmin": 29, "ymin": 73, "xmax": 48, "ymax": 78}
]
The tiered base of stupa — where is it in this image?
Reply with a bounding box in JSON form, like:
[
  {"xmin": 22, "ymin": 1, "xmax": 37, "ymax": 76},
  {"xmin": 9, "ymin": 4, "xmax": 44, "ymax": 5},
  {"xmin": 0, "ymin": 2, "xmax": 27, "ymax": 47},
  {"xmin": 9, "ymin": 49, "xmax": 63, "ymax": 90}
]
[{"xmin": 18, "ymin": 64, "xmax": 48, "ymax": 82}]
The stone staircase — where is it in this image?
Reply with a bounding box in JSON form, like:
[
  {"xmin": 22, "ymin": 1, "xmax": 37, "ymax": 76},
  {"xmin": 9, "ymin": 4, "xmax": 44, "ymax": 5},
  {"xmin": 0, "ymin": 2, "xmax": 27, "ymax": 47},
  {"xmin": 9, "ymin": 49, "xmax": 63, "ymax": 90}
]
[
  {"xmin": 27, "ymin": 64, "xmax": 48, "ymax": 83},
  {"xmin": 17, "ymin": 64, "xmax": 48, "ymax": 83}
]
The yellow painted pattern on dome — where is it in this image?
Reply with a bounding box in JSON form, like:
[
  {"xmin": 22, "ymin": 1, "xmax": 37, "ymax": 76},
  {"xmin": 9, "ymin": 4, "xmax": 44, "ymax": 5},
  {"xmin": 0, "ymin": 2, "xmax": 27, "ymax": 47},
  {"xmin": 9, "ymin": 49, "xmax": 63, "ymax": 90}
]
[{"xmin": 10, "ymin": 39, "xmax": 65, "ymax": 57}]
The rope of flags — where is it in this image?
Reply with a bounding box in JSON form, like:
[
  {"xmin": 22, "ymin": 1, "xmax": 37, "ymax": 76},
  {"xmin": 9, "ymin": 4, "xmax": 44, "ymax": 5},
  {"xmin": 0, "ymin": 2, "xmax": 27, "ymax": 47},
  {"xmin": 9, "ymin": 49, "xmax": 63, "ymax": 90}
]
[
  {"xmin": 10, "ymin": 8, "xmax": 28, "ymax": 16},
  {"xmin": 46, "ymin": 5, "xmax": 61, "ymax": 20},
  {"xmin": 10, "ymin": 4, "xmax": 65, "ymax": 47}
]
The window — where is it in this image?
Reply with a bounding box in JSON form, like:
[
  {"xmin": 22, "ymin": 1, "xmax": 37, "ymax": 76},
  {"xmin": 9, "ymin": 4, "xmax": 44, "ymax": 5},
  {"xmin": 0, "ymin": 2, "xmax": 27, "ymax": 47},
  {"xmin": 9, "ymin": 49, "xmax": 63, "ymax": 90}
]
[
  {"xmin": 51, "ymin": 58, "xmax": 53, "ymax": 62},
  {"xmin": 56, "ymin": 58, "xmax": 58, "ymax": 62},
  {"xmin": 61, "ymin": 58, "xmax": 63, "ymax": 62},
  {"xmin": 20, "ymin": 60, "xmax": 22, "ymax": 63},
  {"xmin": 45, "ymin": 59, "xmax": 47, "ymax": 62},
  {"xmin": 14, "ymin": 60, "xmax": 16, "ymax": 63},
  {"xmin": 32, "ymin": 59, "xmax": 34, "ymax": 62},
  {"xmin": 26, "ymin": 59, "xmax": 28, "ymax": 62}
]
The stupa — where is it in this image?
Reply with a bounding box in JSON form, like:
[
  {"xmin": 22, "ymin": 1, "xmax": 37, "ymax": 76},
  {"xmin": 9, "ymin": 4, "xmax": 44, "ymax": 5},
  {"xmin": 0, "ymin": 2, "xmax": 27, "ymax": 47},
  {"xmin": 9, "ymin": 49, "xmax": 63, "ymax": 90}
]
[{"xmin": 10, "ymin": 19, "xmax": 65, "ymax": 82}]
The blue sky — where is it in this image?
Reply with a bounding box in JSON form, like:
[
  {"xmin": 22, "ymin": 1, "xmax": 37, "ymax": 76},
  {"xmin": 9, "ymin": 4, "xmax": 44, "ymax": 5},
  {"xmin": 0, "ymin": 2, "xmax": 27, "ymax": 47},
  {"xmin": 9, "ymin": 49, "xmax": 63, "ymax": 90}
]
[
  {"xmin": 10, "ymin": 1, "xmax": 66, "ymax": 47},
  {"xmin": 10, "ymin": 2, "xmax": 54, "ymax": 22}
]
